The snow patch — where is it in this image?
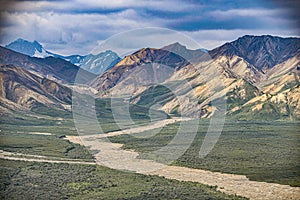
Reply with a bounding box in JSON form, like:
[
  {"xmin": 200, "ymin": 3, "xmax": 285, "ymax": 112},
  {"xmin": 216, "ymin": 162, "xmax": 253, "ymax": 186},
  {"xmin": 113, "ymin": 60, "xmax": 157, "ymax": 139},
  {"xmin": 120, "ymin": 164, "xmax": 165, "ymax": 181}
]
[{"xmin": 33, "ymin": 48, "xmax": 51, "ymax": 58}]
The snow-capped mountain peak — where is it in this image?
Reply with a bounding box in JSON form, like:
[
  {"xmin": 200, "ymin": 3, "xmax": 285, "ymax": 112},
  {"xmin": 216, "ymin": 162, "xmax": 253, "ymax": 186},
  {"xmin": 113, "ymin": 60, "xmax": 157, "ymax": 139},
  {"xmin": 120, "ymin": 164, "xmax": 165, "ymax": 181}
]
[
  {"xmin": 5, "ymin": 38, "xmax": 121, "ymax": 75},
  {"xmin": 78, "ymin": 50, "xmax": 121, "ymax": 74},
  {"xmin": 33, "ymin": 48, "xmax": 51, "ymax": 58},
  {"xmin": 5, "ymin": 38, "xmax": 51, "ymax": 58}
]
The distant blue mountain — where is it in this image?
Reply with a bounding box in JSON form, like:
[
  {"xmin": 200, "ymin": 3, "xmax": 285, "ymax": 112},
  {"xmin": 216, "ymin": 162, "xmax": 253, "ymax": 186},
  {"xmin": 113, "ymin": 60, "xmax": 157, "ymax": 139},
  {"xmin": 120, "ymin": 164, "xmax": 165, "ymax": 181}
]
[
  {"xmin": 5, "ymin": 38, "xmax": 52, "ymax": 58},
  {"xmin": 76, "ymin": 51, "xmax": 120, "ymax": 75},
  {"xmin": 5, "ymin": 38, "xmax": 121, "ymax": 75}
]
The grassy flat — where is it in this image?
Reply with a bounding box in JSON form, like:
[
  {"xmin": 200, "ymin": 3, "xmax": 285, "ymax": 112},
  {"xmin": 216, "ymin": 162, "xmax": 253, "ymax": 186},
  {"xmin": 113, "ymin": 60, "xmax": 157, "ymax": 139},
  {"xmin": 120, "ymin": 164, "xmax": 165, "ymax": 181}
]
[
  {"xmin": 0, "ymin": 159, "xmax": 246, "ymax": 200},
  {"xmin": 109, "ymin": 120, "xmax": 300, "ymax": 186}
]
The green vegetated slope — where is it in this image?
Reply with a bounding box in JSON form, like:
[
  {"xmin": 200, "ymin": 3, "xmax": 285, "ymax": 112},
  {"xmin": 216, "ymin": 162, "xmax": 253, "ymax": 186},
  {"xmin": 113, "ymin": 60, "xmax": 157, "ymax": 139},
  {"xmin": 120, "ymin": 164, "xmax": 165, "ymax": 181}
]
[
  {"xmin": 0, "ymin": 105, "xmax": 160, "ymax": 164},
  {"xmin": 0, "ymin": 159, "xmax": 246, "ymax": 200},
  {"xmin": 94, "ymin": 98, "xmax": 169, "ymax": 132},
  {"xmin": 132, "ymin": 84, "xmax": 175, "ymax": 107},
  {"xmin": 0, "ymin": 95, "xmax": 169, "ymax": 161},
  {"xmin": 109, "ymin": 120, "xmax": 300, "ymax": 186}
]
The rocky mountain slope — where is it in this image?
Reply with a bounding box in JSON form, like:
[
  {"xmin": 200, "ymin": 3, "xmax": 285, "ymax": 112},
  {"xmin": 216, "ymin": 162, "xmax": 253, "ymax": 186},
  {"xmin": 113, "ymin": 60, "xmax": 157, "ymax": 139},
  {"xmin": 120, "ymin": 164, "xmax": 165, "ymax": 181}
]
[
  {"xmin": 0, "ymin": 46, "xmax": 96, "ymax": 84},
  {"xmin": 162, "ymin": 42, "xmax": 208, "ymax": 64},
  {"xmin": 90, "ymin": 47, "xmax": 190, "ymax": 91},
  {"xmin": 229, "ymin": 53, "xmax": 300, "ymax": 120},
  {"xmin": 209, "ymin": 35, "xmax": 300, "ymax": 73},
  {"xmin": 0, "ymin": 64, "xmax": 72, "ymax": 115}
]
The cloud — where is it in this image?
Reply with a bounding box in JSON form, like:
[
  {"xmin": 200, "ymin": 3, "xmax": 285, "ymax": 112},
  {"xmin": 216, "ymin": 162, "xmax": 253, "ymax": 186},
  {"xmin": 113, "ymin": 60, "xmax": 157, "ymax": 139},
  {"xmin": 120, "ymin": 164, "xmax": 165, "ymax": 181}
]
[
  {"xmin": 208, "ymin": 8, "xmax": 285, "ymax": 19},
  {"xmin": 0, "ymin": 9, "xmax": 168, "ymax": 55},
  {"xmin": 91, "ymin": 27, "xmax": 202, "ymax": 56},
  {"xmin": 2, "ymin": 0, "xmax": 199, "ymax": 13},
  {"xmin": 0, "ymin": 0, "xmax": 298, "ymax": 55},
  {"xmin": 167, "ymin": 6, "xmax": 297, "ymax": 31},
  {"xmin": 185, "ymin": 28, "xmax": 300, "ymax": 50}
]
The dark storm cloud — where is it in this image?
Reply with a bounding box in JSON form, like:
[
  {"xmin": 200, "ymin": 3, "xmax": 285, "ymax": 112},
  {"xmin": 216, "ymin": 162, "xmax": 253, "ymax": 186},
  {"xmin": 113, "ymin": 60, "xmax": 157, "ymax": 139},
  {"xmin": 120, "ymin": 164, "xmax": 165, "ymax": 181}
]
[{"xmin": 269, "ymin": 0, "xmax": 300, "ymax": 33}]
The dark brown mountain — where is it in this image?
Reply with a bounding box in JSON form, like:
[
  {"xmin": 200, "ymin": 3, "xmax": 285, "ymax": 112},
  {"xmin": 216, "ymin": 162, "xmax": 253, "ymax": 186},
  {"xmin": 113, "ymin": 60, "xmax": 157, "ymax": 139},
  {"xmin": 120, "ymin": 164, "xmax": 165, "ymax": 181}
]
[
  {"xmin": 0, "ymin": 64, "xmax": 72, "ymax": 113},
  {"xmin": 0, "ymin": 46, "xmax": 96, "ymax": 84},
  {"xmin": 209, "ymin": 35, "xmax": 300, "ymax": 73}
]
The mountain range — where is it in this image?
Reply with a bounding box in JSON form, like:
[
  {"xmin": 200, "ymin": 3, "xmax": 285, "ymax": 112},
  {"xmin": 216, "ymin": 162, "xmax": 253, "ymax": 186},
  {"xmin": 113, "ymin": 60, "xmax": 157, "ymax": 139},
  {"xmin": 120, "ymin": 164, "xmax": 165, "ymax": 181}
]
[
  {"xmin": 1, "ymin": 35, "xmax": 299, "ymax": 121},
  {"xmin": 0, "ymin": 46, "xmax": 96, "ymax": 84},
  {"xmin": 5, "ymin": 39, "xmax": 121, "ymax": 75},
  {"xmin": 92, "ymin": 35, "xmax": 300, "ymax": 120}
]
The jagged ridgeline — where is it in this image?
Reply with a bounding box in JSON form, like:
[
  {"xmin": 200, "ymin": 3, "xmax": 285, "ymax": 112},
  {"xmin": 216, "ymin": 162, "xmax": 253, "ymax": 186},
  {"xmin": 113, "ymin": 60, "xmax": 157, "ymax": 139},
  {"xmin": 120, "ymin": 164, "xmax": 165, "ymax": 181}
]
[
  {"xmin": 90, "ymin": 35, "xmax": 300, "ymax": 120},
  {"xmin": 0, "ymin": 35, "xmax": 299, "ymax": 121}
]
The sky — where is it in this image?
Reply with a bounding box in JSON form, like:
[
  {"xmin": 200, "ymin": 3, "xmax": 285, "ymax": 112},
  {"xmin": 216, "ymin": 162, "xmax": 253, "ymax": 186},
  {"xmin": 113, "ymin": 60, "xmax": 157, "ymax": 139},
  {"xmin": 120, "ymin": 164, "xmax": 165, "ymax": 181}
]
[{"xmin": 0, "ymin": 0, "xmax": 299, "ymax": 55}]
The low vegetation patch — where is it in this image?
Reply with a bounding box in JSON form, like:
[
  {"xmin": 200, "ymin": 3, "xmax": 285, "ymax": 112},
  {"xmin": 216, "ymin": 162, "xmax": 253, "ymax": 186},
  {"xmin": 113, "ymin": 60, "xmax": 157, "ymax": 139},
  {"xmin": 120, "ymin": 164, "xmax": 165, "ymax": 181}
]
[{"xmin": 0, "ymin": 159, "xmax": 246, "ymax": 200}]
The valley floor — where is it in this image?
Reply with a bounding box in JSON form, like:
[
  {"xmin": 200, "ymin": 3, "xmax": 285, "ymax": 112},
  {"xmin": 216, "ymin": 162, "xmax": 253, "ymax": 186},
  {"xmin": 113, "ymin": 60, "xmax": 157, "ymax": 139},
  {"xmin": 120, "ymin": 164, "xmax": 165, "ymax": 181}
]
[
  {"xmin": 1, "ymin": 117, "xmax": 299, "ymax": 200},
  {"xmin": 65, "ymin": 118, "xmax": 300, "ymax": 200}
]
